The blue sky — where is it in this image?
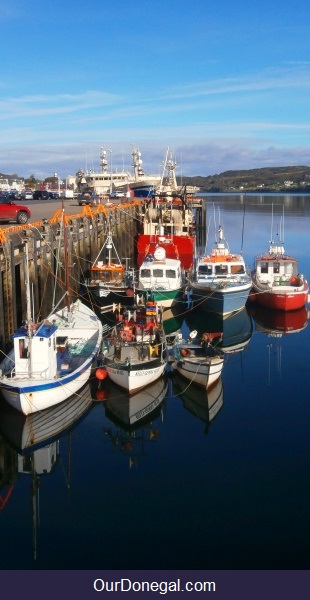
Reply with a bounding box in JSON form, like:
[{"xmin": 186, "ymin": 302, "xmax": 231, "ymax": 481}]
[{"xmin": 1, "ymin": 0, "xmax": 310, "ymax": 179}]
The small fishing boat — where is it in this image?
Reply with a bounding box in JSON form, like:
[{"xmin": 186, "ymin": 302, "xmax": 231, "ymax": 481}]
[
  {"xmin": 251, "ymin": 239, "xmax": 309, "ymax": 311},
  {"xmin": 0, "ymin": 216, "xmax": 103, "ymax": 416},
  {"xmin": 80, "ymin": 226, "xmax": 135, "ymax": 311},
  {"xmin": 189, "ymin": 225, "xmax": 252, "ymax": 315},
  {"xmin": 135, "ymin": 245, "xmax": 186, "ymax": 309},
  {"xmin": 102, "ymin": 299, "xmax": 167, "ymax": 394},
  {"xmin": 170, "ymin": 329, "xmax": 224, "ymax": 389}
]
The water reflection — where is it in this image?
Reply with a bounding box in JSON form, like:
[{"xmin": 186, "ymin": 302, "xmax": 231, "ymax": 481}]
[
  {"xmin": 101, "ymin": 376, "xmax": 168, "ymax": 468},
  {"xmin": 0, "ymin": 381, "xmax": 96, "ymax": 561},
  {"xmin": 172, "ymin": 373, "xmax": 224, "ymax": 434},
  {"xmin": 184, "ymin": 305, "xmax": 253, "ymax": 354},
  {"xmin": 249, "ymin": 304, "xmax": 309, "ymax": 335}
]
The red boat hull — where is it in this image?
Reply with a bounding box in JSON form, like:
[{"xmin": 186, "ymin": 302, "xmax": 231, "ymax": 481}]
[
  {"xmin": 251, "ymin": 286, "xmax": 309, "ymax": 311},
  {"xmin": 137, "ymin": 234, "xmax": 195, "ymax": 270}
]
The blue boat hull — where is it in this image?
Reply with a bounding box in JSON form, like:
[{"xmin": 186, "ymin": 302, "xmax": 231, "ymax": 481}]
[{"xmin": 190, "ymin": 285, "xmax": 251, "ymax": 315}]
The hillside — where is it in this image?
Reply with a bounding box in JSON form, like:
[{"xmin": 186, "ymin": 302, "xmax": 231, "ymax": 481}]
[{"xmin": 179, "ymin": 166, "xmax": 310, "ymax": 193}]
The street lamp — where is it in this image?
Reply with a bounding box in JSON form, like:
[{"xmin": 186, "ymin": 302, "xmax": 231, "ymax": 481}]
[
  {"xmin": 108, "ymin": 148, "xmax": 112, "ymax": 195},
  {"xmin": 54, "ymin": 172, "xmax": 60, "ymax": 197}
]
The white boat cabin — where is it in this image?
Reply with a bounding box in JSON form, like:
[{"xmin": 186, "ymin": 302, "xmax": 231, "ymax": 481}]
[
  {"xmin": 255, "ymin": 256, "xmax": 299, "ymax": 286},
  {"xmin": 196, "ymin": 256, "xmax": 246, "ymax": 281},
  {"xmin": 12, "ymin": 323, "xmax": 59, "ymax": 378},
  {"xmin": 139, "ymin": 247, "xmax": 182, "ymax": 289}
]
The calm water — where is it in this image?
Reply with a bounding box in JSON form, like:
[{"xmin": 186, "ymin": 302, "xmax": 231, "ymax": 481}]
[{"xmin": 0, "ymin": 194, "xmax": 309, "ymax": 570}]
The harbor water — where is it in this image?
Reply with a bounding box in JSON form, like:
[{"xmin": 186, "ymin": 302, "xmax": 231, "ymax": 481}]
[{"xmin": 0, "ymin": 194, "xmax": 309, "ymax": 570}]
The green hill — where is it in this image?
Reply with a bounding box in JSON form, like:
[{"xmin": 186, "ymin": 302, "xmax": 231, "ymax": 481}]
[{"xmin": 179, "ymin": 166, "xmax": 310, "ymax": 193}]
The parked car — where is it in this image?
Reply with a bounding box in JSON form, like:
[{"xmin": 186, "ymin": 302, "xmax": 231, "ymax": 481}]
[
  {"xmin": 77, "ymin": 193, "xmax": 97, "ymax": 206},
  {"xmin": 48, "ymin": 192, "xmax": 59, "ymax": 199},
  {"xmin": 21, "ymin": 189, "xmax": 34, "ymax": 201},
  {"xmin": 32, "ymin": 190, "xmax": 50, "ymax": 200},
  {"xmin": 109, "ymin": 190, "xmax": 126, "ymax": 198},
  {"xmin": 0, "ymin": 198, "xmax": 31, "ymax": 224}
]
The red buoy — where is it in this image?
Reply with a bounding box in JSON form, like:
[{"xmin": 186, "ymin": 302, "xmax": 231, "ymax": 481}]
[{"xmin": 95, "ymin": 368, "xmax": 107, "ymax": 380}]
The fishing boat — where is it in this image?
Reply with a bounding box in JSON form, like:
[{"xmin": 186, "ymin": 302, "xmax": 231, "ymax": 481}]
[
  {"xmin": 75, "ymin": 146, "xmax": 131, "ymax": 196},
  {"xmin": 80, "ymin": 225, "xmax": 135, "ymax": 311},
  {"xmin": 0, "ymin": 215, "xmax": 103, "ymax": 416},
  {"xmin": 189, "ymin": 224, "xmax": 252, "ymax": 315},
  {"xmin": 135, "ymin": 245, "xmax": 186, "ymax": 309},
  {"xmin": 251, "ymin": 237, "xmax": 309, "ymax": 311},
  {"xmin": 170, "ymin": 329, "xmax": 224, "ymax": 389},
  {"xmin": 102, "ymin": 299, "xmax": 167, "ymax": 394},
  {"xmin": 136, "ymin": 194, "xmax": 195, "ymax": 270}
]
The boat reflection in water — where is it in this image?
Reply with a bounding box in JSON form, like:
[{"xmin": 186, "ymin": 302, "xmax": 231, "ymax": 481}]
[
  {"xmin": 184, "ymin": 305, "xmax": 253, "ymax": 354},
  {"xmin": 249, "ymin": 304, "xmax": 309, "ymax": 336},
  {"xmin": 248, "ymin": 305, "xmax": 309, "ymax": 385},
  {"xmin": 172, "ymin": 371, "xmax": 224, "ymax": 434},
  {"xmin": 101, "ymin": 376, "xmax": 168, "ymax": 467},
  {"xmin": 0, "ymin": 382, "xmax": 96, "ymax": 561},
  {"xmin": 0, "ymin": 381, "xmax": 95, "ymax": 453}
]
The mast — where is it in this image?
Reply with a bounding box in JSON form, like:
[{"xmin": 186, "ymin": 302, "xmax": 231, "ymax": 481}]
[{"xmin": 62, "ymin": 199, "xmax": 71, "ymax": 312}]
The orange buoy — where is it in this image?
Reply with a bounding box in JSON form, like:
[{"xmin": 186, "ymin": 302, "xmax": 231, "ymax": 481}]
[{"xmin": 96, "ymin": 368, "xmax": 107, "ymax": 380}]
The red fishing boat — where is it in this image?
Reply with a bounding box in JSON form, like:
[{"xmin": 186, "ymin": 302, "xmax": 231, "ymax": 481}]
[
  {"xmin": 136, "ymin": 195, "xmax": 195, "ymax": 270},
  {"xmin": 251, "ymin": 240, "xmax": 309, "ymax": 311}
]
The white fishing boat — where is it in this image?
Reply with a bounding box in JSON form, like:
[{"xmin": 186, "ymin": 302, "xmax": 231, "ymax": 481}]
[
  {"xmin": 0, "ymin": 214, "xmax": 103, "ymax": 416},
  {"xmin": 171, "ymin": 329, "xmax": 224, "ymax": 389},
  {"xmin": 189, "ymin": 224, "xmax": 252, "ymax": 315},
  {"xmin": 135, "ymin": 245, "xmax": 186, "ymax": 309},
  {"xmin": 103, "ymin": 299, "xmax": 167, "ymax": 394}
]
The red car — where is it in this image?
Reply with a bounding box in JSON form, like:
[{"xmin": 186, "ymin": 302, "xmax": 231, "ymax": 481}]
[{"xmin": 0, "ymin": 197, "xmax": 31, "ymax": 224}]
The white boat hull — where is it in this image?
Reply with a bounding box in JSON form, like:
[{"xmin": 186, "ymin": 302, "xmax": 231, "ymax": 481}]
[
  {"xmin": 0, "ymin": 301, "xmax": 103, "ymax": 416},
  {"xmin": 172, "ymin": 355, "xmax": 224, "ymax": 389},
  {"xmin": 105, "ymin": 363, "xmax": 166, "ymax": 395}
]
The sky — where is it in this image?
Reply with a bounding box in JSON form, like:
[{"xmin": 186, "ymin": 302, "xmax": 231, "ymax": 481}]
[{"xmin": 1, "ymin": 0, "xmax": 310, "ymax": 180}]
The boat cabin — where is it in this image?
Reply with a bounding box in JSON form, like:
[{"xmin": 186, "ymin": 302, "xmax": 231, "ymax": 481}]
[
  {"xmin": 197, "ymin": 258, "xmax": 246, "ymax": 280},
  {"xmin": 139, "ymin": 246, "xmax": 182, "ymax": 289},
  {"xmin": 90, "ymin": 263, "xmax": 125, "ymax": 283},
  {"xmin": 12, "ymin": 323, "xmax": 58, "ymax": 378},
  {"xmin": 255, "ymin": 256, "xmax": 298, "ymax": 285}
]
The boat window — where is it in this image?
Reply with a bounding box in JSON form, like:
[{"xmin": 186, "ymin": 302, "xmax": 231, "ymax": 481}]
[
  {"xmin": 153, "ymin": 269, "xmax": 164, "ymax": 278},
  {"xmin": 113, "ymin": 271, "xmax": 122, "ymax": 280},
  {"xmin": 284, "ymin": 262, "xmax": 293, "ymax": 275},
  {"xmin": 166, "ymin": 269, "xmax": 176, "ymax": 279},
  {"xmin": 231, "ymin": 264, "xmax": 245, "ymax": 274},
  {"xmin": 215, "ymin": 264, "xmax": 228, "ymax": 275},
  {"xmin": 260, "ymin": 261, "xmax": 268, "ymax": 274},
  {"xmin": 100, "ymin": 271, "xmax": 111, "ymax": 282},
  {"xmin": 198, "ymin": 265, "xmax": 212, "ymax": 275},
  {"xmin": 273, "ymin": 262, "xmax": 280, "ymax": 274},
  {"xmin": 141, "ymin": 269, "xmax": 151, "ymax": 278}
]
